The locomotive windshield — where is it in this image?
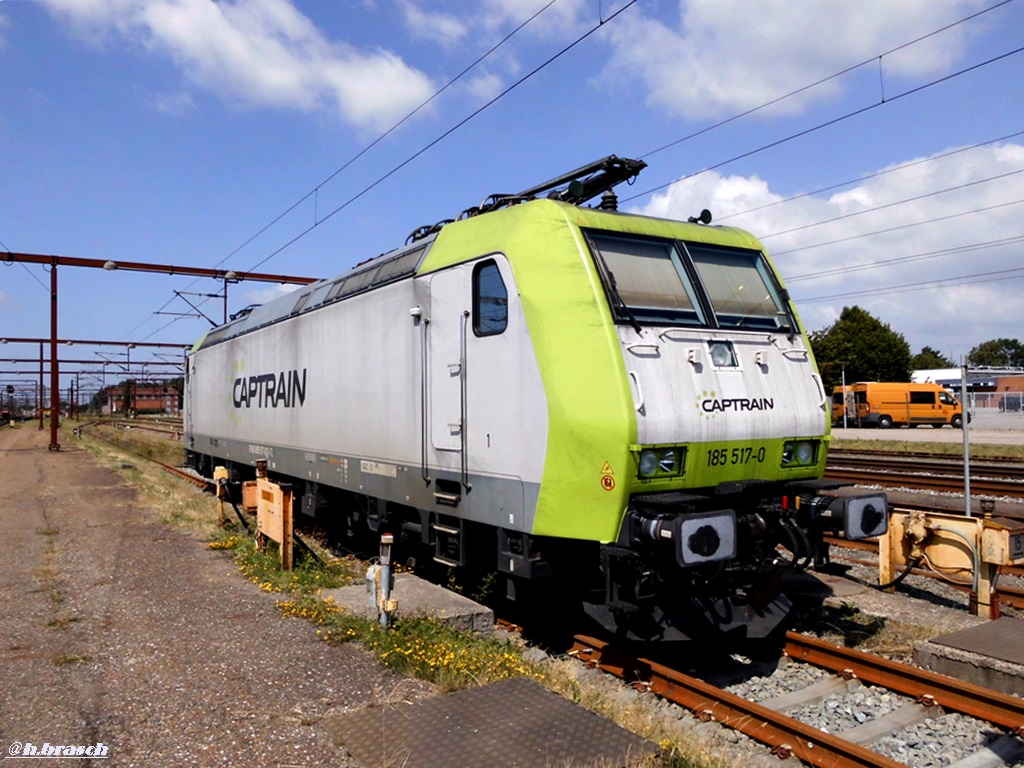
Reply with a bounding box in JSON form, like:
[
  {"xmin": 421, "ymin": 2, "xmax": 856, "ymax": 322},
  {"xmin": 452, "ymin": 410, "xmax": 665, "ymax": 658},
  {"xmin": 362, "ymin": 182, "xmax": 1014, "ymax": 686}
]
[{"xmin": 585, "ymin": 231, "xmax": 793, "ymax": 333}]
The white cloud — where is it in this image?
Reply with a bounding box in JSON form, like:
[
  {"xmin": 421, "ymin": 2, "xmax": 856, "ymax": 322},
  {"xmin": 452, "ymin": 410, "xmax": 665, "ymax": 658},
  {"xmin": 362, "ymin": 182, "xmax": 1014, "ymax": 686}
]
[
  {"xmin": 150, "ymin": 89, "xmax": 196, "ymax": 116},
  {"xmin": 632, "ymin": 143, "xmax": 1024, "ymax": 357},
  {"xmin": 477, "ymin": 0, "xmax": 587, "ymax": 39},
  {"xmin": 602, "ymin": 0, "xmax": 990, "ymax": 119},
  {"xmin": 239, "ymin": 282, "xmax": 300, "ymax": 307},
  {"xmin": 397, "ymin": 0, "xmax": 469, "ymax": 47},
  {"xmin": 42, "ymin": 0, "xmax": 436, "ymax": 132}
]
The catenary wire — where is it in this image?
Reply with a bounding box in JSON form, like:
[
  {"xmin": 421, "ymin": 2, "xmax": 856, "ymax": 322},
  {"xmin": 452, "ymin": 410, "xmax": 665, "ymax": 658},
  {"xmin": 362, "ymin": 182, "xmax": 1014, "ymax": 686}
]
[
  {"xmin": 119, "ymin": 0, "xmax": 571, "ymax": 342},
  {"xmin": 243, "ymin": 0, "xmax": 639, "ymax": 274},
  {"xmin": 715, "ymin": 128, "xmax": 1024, "ymax": 223},
  {"xmin": 622, "ymin": 44, "xmax": 1024, "ymax": 204},
  {"xmin": 801, "ymin": 265, "xmax": 1024, "ymax": 303},
  {"xmin": 0, "ymin": 236, "xmax": 50, "ymax": 292},
  {"xmin": 759, "ymin": 167, "xmax": 1024, "ymax": 240},
  {"xmin": 771, "ymin": 197, "xmax": 1024, "ymax": 256},
  {"xmin": 786, "ymin": 234, "xmax": 1024, "ymax": 283},
  {"xmin": 637, "ymin": 0, "xmax": 1015, "ymax": 163},
  {"xmin": 215, "ymin": 0, "xmax": 563, "ymax": 271}
]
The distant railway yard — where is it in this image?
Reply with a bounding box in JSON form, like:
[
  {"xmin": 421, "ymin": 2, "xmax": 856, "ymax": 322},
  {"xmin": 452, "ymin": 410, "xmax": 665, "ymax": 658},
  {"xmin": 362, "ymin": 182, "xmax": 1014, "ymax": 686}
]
[{"xmin": 2, "ymin": 415, "xmax": 1022, "ymax": 768}]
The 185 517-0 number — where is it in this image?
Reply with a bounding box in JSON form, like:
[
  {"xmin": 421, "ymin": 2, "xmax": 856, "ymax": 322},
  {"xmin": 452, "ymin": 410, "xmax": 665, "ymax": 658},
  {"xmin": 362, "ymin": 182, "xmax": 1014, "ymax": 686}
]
[{"xmin": 706, "ymin": 446, "xmax": 766, "ymax": 467}]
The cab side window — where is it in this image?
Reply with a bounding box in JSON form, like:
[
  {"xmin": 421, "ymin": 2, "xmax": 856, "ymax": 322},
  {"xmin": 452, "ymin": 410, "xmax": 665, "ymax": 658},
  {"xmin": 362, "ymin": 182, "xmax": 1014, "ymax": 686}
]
[{"xmin": 473, "ymin": 260, "xmax": 508, "ymax": 336}]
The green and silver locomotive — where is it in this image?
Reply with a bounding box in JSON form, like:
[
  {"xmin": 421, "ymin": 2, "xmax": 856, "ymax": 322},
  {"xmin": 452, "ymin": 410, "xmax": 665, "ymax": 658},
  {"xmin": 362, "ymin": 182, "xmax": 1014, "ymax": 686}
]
[{"xmin": 185, "ymin": 157, "xmax": 886, "ymax": 640}]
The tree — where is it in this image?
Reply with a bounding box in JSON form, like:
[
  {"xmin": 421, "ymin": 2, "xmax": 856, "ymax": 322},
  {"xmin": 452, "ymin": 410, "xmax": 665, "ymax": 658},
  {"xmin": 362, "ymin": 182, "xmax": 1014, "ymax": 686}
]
[
  {"xmin": 809, "ymin": 306, "xmax": 912, "ymax": 391},
  {"xmin": 968, "ymin": 338, "xmax": 1024, "ymax": 367},
  {"xmin": 911, "ymin": 346, "xmax": 954, "ymax": 370}
]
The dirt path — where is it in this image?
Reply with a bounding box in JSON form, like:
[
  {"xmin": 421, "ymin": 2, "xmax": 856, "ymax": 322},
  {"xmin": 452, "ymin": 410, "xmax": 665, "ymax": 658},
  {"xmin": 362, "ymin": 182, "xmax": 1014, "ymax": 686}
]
[{"xmin": 0, "ymin": 426, "xmax": 411, "ymax": 767}]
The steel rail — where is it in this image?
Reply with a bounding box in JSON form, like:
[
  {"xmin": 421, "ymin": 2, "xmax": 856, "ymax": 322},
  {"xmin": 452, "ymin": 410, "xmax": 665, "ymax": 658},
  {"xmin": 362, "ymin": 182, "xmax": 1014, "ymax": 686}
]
[
  {"xmin": 569, "ymin": 634, "xmax": 906, "ymax": 768},
  {"xmin": 830, "ymin": 448, "xmax": 1024, "ymax": 466},
  {"xmin": 827, "ymin": 532, "xmax": 1024, "ymax": 581},
  {"xmin": 823, "ymin": 467, "xmax": 1024, "ymax": 498},
  {"xmin": 829, "ymin": 451, "xmax": 1024, "ymax": 477},
  {"xmin": 829, "ymin": 550, "xmax": 1024, "ymax": 610},
  {"xmin": 82, "ymin": 424, "xmax": 211, "ymax": 492},
  {"xmin": 783, "ymin": 632, "xmax": 1024, "ymax": 736}
]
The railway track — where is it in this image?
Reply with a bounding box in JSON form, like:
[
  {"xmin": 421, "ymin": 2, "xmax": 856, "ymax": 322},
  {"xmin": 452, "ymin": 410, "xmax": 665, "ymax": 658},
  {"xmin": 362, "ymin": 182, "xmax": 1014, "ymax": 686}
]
[
  {"xmin": 826, "ymin": 449, "xmax": 1024, "ymax": 499},
  {"xmin": 76, "ymin": 420, "xmax": 211, "ymax": 491},
  {"xmin": 824, "ymin": 534, "xmax": 1024, "ymax": 612},
  {"xmin": 71, "ymin": 418, "xmax": 1024, "ymax": 765},
  {"xmin": 567, "ymin": 631, "xmax": 1024, "ymax": 768}
]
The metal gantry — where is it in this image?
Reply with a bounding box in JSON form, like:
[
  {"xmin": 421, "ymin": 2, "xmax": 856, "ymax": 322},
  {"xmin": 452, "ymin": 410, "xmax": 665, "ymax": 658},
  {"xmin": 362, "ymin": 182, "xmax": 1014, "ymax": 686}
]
[{"xmin": 1, "ymin": 251, "xmax": 317, "ymax": 450}]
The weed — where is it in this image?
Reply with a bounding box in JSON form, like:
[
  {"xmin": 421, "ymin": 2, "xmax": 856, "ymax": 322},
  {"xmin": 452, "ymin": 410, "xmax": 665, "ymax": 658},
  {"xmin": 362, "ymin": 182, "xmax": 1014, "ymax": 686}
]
[
  {"xmin": 46, "ymin": 615, "xmax": 81, "ymax": 631},
  {"xmin": 53, "ymin": 654, "xmax": 90, "ymax": 666}
]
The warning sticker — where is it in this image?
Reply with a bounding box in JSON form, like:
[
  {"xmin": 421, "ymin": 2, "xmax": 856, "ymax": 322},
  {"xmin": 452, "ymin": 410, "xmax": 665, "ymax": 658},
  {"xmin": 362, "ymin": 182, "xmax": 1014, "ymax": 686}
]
[
  {"xmin": 600, "ymin": 462, "xmax": 614, "ymax": 475},
  {"xmin": 601, "ymin": 475, "xmax": 616, "ymax": 491}
]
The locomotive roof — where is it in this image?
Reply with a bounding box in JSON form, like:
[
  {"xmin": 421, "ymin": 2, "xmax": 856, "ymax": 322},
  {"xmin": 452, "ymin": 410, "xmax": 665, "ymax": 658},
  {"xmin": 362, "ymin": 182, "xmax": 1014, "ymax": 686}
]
[
  {"xmin": 191, "ymin": 236, "xmax": 436, "ymax": 351},
  {"xmin": 189, "ymin": 197, "xmax": 768, "ymax": 353}
]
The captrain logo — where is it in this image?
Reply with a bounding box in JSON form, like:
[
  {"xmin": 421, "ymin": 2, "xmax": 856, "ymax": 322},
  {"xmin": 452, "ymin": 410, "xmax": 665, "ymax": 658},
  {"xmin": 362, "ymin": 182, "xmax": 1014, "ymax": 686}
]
[
  {"xmin": 232, "ymin": 369, "xmax": 307, "ymax": 409},
  {"xmin": 696, "ymin": 390, "xmax": 775, "ymax": 418}
]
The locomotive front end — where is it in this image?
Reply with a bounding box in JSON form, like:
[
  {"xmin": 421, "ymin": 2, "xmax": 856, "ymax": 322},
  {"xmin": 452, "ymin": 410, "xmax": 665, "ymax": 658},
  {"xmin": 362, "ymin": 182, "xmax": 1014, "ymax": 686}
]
[{"xmin": 571, "ymin": 212, "xmax": 888, "ymax": 641}]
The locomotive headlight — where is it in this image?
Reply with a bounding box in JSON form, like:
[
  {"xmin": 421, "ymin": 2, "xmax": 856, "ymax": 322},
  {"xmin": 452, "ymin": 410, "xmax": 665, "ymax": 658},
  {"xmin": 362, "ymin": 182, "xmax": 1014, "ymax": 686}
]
[
  {"xmin": 637, "ymin": 446, "xmax": 686, "ymax": 478},
  {"xmin": 659, "ymin": 448, "xmax": 680, "ymax": 474},
  {"xmin": 672, "ymin": 510, "xmax": 737, "ymax": 566},
  {"xmin": 639, "ymin": 450, "xmax": 660, "ymax": 477},
  {"xmin": 708, "ymin": 341, "xmax": 737, "ymax": 367},
  {"xmin": 781, "ymin": 439, "xmax": 818, "ymax": 467}
]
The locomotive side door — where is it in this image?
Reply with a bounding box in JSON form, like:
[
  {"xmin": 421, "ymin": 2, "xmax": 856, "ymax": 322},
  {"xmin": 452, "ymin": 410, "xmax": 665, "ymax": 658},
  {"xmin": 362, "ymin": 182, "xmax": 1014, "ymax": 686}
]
[{"xmin": 428, "ymin": 266, "xmax": 467, "ymax": 456}]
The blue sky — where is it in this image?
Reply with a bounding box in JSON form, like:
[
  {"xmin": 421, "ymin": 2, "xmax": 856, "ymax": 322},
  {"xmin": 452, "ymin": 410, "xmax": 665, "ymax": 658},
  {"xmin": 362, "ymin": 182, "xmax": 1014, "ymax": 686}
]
[{"xmin": 2, "ymin": 0, "xmax": 1023, "ymax": 396}]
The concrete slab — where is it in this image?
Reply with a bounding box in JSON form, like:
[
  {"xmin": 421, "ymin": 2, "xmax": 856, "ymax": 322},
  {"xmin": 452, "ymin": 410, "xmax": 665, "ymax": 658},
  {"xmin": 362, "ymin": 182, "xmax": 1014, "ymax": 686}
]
[
  {"xmin": 914, "ymin": 617, "xmax": 1024, "ymax": 697},
  {"xmin": 323, "ymin": 572, "xmax": 495, "ymax": 636},
  {"xmin": 322, "ymin": 676, "xmax": 656, "ymax": 768}
]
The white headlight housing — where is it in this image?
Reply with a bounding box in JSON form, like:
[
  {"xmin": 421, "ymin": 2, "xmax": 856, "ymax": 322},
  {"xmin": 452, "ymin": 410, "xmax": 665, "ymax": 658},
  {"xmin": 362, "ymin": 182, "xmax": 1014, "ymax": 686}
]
[
  {"xmin": 672, "ymin": 510, "xmax": 737, "ymax": 566},
  {"xmin": 782, "ymin": 439, "xmax": 819, "ymax": 467},
  {"xmin": 637, "ymin": 446, "xmax": 686, "ymax": 479},
  {"xmin": 839, "ymin": 494, "xmax": 888, "ymax": 539}
]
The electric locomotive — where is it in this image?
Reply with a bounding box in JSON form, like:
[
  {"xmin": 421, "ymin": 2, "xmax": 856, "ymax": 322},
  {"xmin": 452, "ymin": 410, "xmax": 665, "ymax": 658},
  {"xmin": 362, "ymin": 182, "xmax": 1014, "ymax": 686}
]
[{"xmin": 185, "ymin": 156, "xmax": 887, "ymax": 641}]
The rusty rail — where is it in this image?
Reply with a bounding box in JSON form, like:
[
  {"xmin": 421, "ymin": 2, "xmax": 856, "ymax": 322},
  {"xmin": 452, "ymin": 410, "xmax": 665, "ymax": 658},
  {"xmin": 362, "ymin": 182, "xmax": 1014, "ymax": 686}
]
[
  {"xmin": 80, "ymin": 425, "xmax": 212, "ymax": 492},
  {"xmin": 569, "ymin": 634, "xmax": 906, "ymax": 768}
]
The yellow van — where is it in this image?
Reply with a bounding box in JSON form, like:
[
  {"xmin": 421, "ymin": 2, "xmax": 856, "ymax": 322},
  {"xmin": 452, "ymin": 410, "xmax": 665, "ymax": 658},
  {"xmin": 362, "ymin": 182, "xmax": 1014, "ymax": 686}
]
[{"xmin": 832, "ymin": 382, "xmax": 964, "ymax": 428}]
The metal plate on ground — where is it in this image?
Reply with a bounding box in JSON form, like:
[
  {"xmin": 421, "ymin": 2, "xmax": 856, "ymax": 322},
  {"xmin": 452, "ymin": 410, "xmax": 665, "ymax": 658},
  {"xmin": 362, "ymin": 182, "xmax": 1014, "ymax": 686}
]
[
  {"xmin": 931, "ymin": 617, "xmax": 1024, "ymax": 666},
  {"xmin": 323, "ymin": 677, "xmax": 656, "ymax": 768}
]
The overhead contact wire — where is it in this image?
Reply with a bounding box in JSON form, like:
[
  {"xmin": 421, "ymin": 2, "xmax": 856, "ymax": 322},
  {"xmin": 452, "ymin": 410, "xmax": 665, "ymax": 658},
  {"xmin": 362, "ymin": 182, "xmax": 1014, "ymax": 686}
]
[
  {"xmin": 245, "ymin": 0, "xmax": 639, "ymax": 273},
  {"xmin": 124, "ymin": 0, "xmax": 565, "ymax": 342}
]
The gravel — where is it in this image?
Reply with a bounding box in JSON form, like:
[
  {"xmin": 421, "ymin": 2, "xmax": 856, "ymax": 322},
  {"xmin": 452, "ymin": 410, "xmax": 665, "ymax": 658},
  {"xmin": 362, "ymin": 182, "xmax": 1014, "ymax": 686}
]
[{"xmin": 0, "ymin": 427, "xmax": 431, "ymax": 767}]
